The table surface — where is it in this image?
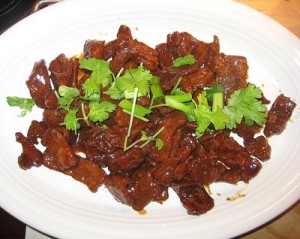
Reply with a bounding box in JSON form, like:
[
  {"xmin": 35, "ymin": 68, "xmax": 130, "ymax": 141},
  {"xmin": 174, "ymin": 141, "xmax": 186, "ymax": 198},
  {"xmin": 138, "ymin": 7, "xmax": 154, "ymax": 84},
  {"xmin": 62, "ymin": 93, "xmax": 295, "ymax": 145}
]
[
  {"xmin": 1, "ymin": 0, "xmax": 299, "ymax": 239},
  {"xmin": 237, "ymin": 0, "xmax": 300, "ymax": 238}
]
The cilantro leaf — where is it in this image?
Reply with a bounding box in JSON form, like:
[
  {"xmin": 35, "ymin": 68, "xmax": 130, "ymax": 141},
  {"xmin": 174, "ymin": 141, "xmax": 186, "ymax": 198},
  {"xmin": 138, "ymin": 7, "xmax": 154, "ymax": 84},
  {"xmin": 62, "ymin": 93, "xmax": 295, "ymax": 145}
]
[
  {"xmin": 172, "ymin": 54, "xmax": 196, "ymax": 67},
  {"xmin": 224, "ymin": 83, "xmax": 267, "ymax": 129},
  {"xmin": 115, "ymin": 65, "xmax": 152, "ymax": 97},
  {"xmin": 64, "ymin": 108, "xmax": 80, "ymax": 133},
  {"xmin": 6, "ymin": 96, "xmax": 35, "ymax": 116},
  {"xmin": 57, "ymin": 86, "xmax": 80, "ymax": 111},
  {"xmin": 104, "ymin": 82, "xmax": 124, "ymax": 100},
  {"xmin": 58, "ymin": 85, "xmax": 80, "ymax": 98},
  {"xmin": 79, "ymin": 58, "xmax": 113, "ymax": 87},
  {"xmin": 115, "ymin": 73, "xmax": 135, "ymax": 93},
  {"xmin": 155, "ymin": 138, "xmax": 164, "ymax": 150},
  {"xmin": 82, "ymin": 78, "xmax": 101, "ymax": 101},
  {"xmin": 88, "ymin": 101, "xmax": 116, "ymax": 122},
  {"xmin": 194, "ymin": 105, "xmax": 211, "ymax": 136},
  {"xmin": 79, "ymin": 58, "xmax": 113, "ymax": 101}
]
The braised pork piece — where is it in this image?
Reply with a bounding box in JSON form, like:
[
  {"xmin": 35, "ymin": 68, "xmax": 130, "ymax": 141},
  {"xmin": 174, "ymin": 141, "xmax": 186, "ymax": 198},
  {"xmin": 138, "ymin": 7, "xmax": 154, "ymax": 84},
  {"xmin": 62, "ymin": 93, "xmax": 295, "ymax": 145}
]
[{"xmin": 15, "ymin": 25, "xmax": 296, "ymax": 215}]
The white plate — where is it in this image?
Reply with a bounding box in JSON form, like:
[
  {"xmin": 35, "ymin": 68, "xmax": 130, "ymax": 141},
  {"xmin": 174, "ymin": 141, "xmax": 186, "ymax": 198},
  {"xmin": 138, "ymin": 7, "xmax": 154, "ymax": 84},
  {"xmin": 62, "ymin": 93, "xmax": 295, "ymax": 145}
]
[{"xmin": 0, "ymin": 0, "xmax": 299, "ymax": 238}]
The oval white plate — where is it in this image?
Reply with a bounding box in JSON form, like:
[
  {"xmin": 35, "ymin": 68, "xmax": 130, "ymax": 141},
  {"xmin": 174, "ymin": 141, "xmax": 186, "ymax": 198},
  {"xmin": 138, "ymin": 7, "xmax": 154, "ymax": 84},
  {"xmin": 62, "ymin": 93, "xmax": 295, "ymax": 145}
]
[{"xmin": 0, "ymin": 0, "xmax": 299, "ymax": 238}]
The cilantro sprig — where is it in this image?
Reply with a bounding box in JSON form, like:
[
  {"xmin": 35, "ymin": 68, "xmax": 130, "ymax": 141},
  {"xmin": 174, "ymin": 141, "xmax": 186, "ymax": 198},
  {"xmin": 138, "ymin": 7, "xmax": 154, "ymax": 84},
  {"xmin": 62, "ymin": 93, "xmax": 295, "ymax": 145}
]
[
  {"xmin": 163, "ymin": 83, "xmax": 267, "ymax": 136},
  {"xmin": 105, "ymin": 65, "xmax": 154, "ymax": 99},
  {"xmin": 79, "ymin": 58, "xmax": 113, "ymax": 100},
  {"xmin": 79, "ymin": 58, "xmax": 113, "ymax": 88},
  {"xmin": 54, "ymin": 58, "xmax": 117, "ymax": 133},
  {"xmin": 224, "ymin": 83, "xmax": 267, "ymax": 129},
  {"xmin": 103, "ymin": 64, "xmax": 165, "ymax": 151},
  {"xmin": 194, "ymin": 91, "xmax": 230, "ymax": 136},
  {"xmin": 60, "ymin": 100, "xmax": 116, "ymax": 134},
  {"xmin": 119, "ymin": 99, "xmax": 151, "ymax": 122},
  {"xmin": 6, "ymin": 96, "xmax": 35, "ymax": 116},
  {"xmin": 63, "ymin": 107, "xmax": 80, "ymax": 133},
  {"xmin": 53, "ymin": 60, "xmax": 165, "ymax": 151},
  {"xmin": 57, "ymin": 86, "xmax": 80, "ymax": 111},
  {"xmin": 124, "ymin": 127, "xmax": 165, "ymax": 151},
  {"xmin": 88, "ymin": 101, "xmax": 116, "ymax": 123}
]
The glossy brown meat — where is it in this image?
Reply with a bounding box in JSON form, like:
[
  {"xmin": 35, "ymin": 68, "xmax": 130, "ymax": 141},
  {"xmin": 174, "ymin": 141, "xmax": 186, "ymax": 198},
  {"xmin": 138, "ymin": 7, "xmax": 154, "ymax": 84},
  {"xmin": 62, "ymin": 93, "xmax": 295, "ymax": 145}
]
[
  {"xmin": 130, "ymin": 171, "xmax": 156, "ymax": 211},
  {"xmin": 202, "ymin": 133, "xmax": 262, "ymax": 183},
  {"xmin": 41, "ymin": 128, "xmax": 79, "ymax": 169},
  {"xmin": 27, "ymin": 120, "xmax": 47, "ymax": 144},
  {"xmin": 108, "ymin": 148, "xmax": 145, "ymax": 172},
  {"xmin": 181, "ymin": 67, "xmax": 214, "ymax": 93},
  {"xmin": 175, "ymin": 130, "xmax": 197, "ymax": 160},
  {"xmin": 84, "ymin": 124, "xmax": 125, "ymax": 156},
  {"xmin": 42, "ymin": 109, "xmax": 65, "ymax": 128},
  {"xmin": 264, "ymin": 94, "xmax": 296, "ymax": 137},
  {"xmin": 167, "ymin": 31, "xmax": 195, "ymax": 58},
  {"xmin": 49, "ymin": 53, "xmax": 73, "ymax": 89},
  {"xmin": 102, "ymin": 25, "xmax": 156, "ymax": 74},
  {"xmin": 155, "ymin": 64, "xmax": 199, "ymax": 93},
  {"xmin": 69, "ymin": 57, "xmax": 80, "ymax": 89},
  {"xmin": 64, "ymin": 158, "xmax": 107, "ymax": 192},
  {"xmin": 110, "ymin": 50, "xmax": 132, "ymax": 74},
  {"xmin": 105, "ymin": 171, "xmax": 168, "ymax": 211},
  {"xmin": 131, "ymin": 169, "xmax": 169, "ymax": 209},
  {"xmin": 105, "ymin": 173, "xmax": 134, "ymax": 207},
  {"xmin": 43, "ymin": 91, "xmax": 58, "ymax": 109},
  {"xmin": 83, "ymin": 40, "xmax": 105, "ymax": 59},
  {"xmin": 153, "ymin": 32, "xmax": 220, "ymax": 94},
  {"xmin": 149, "ymin": 111, "xmax": 187, "ymax": 162},
  {"xmin": 43, "ymin": 149, "xmax": 62, "ymax": 171},
  {"xmin": 130, "ymin": 40, "xmax": 158, "ymax": 71},
  {"xmin": 233, "ymin": 120, "xmax": 262, "ymax": 139},
  {"xmin": 152, "ymin": 157, "xmax": 180, "ymax": 186},
  {"xmin": 188, "ymin": 150, "xmax": 226, "ymax": 185},
  {"xmin": 15, "ymin": 132, "xmax": 43, "ymax": 169},
  {"xmin": 116, "ymin": 25, "xmax": 133, "ymax": 39},
  {"xmin": 192, "ymin": 40, "xmax": 210, "ymax": 65},
  {"xmin": 212, "ymin": 54, "xmax": 248, "ymax": 98},
  {"xmin": 172, "ymin": 181, "xmax": 214, "ymax": 215},
  {"xmin": 155, "ymin": 43, "xmax": 173, "ymax": 68},
  {"xmin": 26, "ymin": 59, "xmax": 53, "ymax": 109},
  {"xmin": 244, "ymin": 135, "xmax": 271, "ymax": 161},
  {"xmin": 110, "ymin": 39, "xmax": 158, "ymax": 74}
]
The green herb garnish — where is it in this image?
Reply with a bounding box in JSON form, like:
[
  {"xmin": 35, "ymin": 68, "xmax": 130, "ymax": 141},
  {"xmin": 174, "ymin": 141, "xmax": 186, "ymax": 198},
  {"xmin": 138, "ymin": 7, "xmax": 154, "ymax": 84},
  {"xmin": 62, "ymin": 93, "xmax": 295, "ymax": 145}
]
[
  {"xmin": 124, "ymin": 127, "xmax": 165, "ymax": 151},
  {"xmin": 6, "ymin": 96, "xmax": 35, "ymax": 116},
  {"xmin": 224, "ymin": 83, "xmax": 267, "ymax": 129},
  {"xmin": 88, "ymin": 101, "xmax": 116, "ymax": 123},
  {"xmin": 172, "ymin": 54, "xmax": 196, "ymax": 67}
]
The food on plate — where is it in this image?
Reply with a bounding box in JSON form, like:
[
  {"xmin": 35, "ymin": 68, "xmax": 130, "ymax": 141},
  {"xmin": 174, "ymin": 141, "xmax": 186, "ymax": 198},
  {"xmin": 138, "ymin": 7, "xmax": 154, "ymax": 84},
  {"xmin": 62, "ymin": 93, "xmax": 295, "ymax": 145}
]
[{"xmin": 7, "ymin": 25, "xmax": 296, "ymax": 215}]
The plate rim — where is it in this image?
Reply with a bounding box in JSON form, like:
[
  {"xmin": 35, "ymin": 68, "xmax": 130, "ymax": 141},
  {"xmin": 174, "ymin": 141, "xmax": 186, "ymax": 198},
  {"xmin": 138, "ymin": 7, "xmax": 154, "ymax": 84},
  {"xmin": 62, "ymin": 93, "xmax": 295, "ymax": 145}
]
[{"xmin": 0, "ymin": 0, "xmax": 299, "ymax": 238}]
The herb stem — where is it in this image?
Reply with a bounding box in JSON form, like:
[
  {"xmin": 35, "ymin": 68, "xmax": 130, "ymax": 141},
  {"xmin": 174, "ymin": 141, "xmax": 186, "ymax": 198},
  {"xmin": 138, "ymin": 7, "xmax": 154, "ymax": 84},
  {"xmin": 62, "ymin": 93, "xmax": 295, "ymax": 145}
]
[
  {"xmin": 140, "ymin": 126, "xmax": 165, "ymax": 148},
  {"xmin": 149, "ymin": 103, "xmax": 168, "ymax": 109},
  {"xmin": 165, "ymin": 94, "xmax": 194, "ymax": 115},
  {"xmin": 123, "ymin": 87, "xmax": 139, "ymax": 151},
  {"xmin": 122, "ymin": 109, "xmax": 149, "ymax": 122},
  {"xmin": 170, "ymin": 77, "xmax": 182, "ymax": 95},
  {"xmin": 124, "ymin": 138, "xmax": 143, "ymax": 151},
  {"xmin": 212, "ymin": 92, "xmax": 224, "ymax": 112},
  {"xmin": 81, "ymin": 103, "xmax": 90, "ymax": 126},
  {"xmin": 119, "ymin": 99, "xmax": 151, "ymax": 118}
]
